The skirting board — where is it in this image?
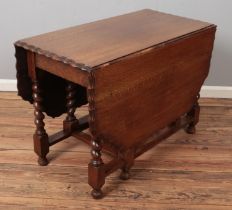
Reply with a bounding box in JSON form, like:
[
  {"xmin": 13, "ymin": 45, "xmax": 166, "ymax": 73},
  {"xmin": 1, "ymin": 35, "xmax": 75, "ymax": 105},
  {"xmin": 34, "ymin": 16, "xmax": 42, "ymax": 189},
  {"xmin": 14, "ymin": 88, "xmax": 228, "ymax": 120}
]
[
  {"xmin": 0, "ymin": 79, "xmax": 17, "ymax": 92},
  {"xmin": 200, "ymin": 86, "xmax": 232, "ymax": 98},
  {"xmin": 0, "ymin": 79, "xmax": 232, "ymax": 98}
]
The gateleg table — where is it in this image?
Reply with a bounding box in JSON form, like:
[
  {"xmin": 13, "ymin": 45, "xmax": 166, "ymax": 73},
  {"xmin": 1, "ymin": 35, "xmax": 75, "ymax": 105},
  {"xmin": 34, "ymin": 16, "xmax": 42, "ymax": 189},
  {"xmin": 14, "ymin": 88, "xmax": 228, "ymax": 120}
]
[{"xmin": 14, "ymin": 9, "xmax": 216, "ymax": 199}]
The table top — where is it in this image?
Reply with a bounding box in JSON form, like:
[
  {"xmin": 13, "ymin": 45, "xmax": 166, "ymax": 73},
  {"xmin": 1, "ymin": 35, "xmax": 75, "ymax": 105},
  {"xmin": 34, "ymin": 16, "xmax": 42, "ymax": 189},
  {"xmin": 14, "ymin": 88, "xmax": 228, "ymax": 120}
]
[{"xmin": 15, "ymin": 9, "xmax": 213, "ymax": 70}]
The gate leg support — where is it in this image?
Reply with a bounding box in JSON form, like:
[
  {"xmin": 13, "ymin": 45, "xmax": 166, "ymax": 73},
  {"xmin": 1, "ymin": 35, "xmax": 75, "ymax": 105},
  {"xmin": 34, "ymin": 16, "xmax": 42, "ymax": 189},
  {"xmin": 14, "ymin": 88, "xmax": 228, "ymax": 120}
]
[{"xmin": 32, "ymin": 80, "xmax": 49, "ymax": 166}]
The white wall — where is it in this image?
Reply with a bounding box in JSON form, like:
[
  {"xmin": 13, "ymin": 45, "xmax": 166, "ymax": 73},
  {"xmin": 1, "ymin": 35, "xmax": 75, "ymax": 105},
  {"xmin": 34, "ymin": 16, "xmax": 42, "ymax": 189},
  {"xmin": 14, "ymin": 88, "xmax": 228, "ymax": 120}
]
[{"xmin": 0, "ymin": 0, "xmax": 231, "ymax": 86}]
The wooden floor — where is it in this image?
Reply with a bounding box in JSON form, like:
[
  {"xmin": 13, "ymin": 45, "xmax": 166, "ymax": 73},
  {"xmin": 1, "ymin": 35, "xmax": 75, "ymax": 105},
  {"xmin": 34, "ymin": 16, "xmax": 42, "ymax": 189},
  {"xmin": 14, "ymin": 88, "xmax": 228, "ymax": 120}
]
[{"xmin": 0, "ymin": 92, "xmax": 231, "ymax": 210}]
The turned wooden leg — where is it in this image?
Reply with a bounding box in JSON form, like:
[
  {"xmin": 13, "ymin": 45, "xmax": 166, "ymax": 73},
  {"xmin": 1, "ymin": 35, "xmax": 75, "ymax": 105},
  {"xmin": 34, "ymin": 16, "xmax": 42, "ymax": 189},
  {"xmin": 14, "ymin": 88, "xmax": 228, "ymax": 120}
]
[
  {"xmin": 32, "ymin": 80, "xmax": 49, "ymax": 166},
  {"xmin": 88, "ymin": 136, "xmax": 105, "ymax": 199},
  {"xmin": 185, "ymin": 95, "xmax": 200, "ymax": 134},
  {"xmin": 63, "ymin": 81, "xmax": 79, "ymax": 133},
  {"xmin": 120, "ymin": 150, "xmax": 134, "ymax": 180}
]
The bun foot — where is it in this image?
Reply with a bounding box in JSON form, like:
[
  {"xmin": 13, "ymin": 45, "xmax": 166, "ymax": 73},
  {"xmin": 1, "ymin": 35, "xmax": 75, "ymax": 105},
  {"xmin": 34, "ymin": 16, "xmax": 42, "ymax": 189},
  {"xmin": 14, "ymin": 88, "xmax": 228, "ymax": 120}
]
[
  {"xmin": 91, "ymin": 189, "xmax": 103, "ymax": 199},
  {"xmin": 120, "ymin": 170, "xmax": 130, "ymax": 180},
  {"xmin": 38, "ymin": 157, "xmax": 48, "ymax": 166},
  {"xmin": 185, "ymin": 124, "xmax": 196, "ymax": 134}
]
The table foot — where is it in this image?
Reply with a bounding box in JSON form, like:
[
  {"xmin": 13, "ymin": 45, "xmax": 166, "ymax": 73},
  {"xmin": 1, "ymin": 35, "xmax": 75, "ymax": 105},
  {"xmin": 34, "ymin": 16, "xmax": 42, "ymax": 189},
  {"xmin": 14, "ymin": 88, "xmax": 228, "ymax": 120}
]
[
  {"xmin": 38, "ymin": 156, "xmax": 49, "ymax": 166},
  {"xmin": 119, "ymin": 150, "xmax": 134, "ymax": 180},
  {"xmin": 185, "ymin": 95, "xmax": 200, "ymax": 135},
  {"xmin": 119, "ymin": 169, "xmax": 130, "ymax": 180},
  {"xmin": 91, "ymin": 189, "xmax": 104, "ymax": 199},
  {"xmin": 185, "ymin": 123, "xmax": 196, "ymax": 134}
]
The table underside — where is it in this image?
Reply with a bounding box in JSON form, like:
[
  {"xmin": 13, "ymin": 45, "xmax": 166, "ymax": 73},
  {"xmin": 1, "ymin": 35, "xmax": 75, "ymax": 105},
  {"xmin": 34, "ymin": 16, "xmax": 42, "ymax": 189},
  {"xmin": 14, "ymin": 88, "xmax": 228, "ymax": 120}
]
[{"xmin": 48, "ymin": 112, "xmax": 196, "ymax": 177}]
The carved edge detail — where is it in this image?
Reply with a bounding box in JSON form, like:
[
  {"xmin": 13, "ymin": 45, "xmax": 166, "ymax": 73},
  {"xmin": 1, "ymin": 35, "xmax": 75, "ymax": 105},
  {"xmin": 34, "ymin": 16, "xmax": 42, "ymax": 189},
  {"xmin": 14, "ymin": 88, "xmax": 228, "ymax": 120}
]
[
  {"xmin": 15, "ymin": 25, "xmax": 216, "ymax": 73},
  {"xmin": 14, "ymin": 41, "xmax": 92, "ymax": 72}
]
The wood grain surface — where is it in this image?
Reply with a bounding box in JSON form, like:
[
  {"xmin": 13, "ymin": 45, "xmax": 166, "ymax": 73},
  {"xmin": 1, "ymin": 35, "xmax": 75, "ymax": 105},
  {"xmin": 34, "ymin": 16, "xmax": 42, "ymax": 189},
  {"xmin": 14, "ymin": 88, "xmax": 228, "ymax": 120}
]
[
  {"xmin": 15, "ymin": 9, "xmax": 213, "ymax": 68},
  {"xmin": 94, "ymin": 27, "xmax": 216, "ymax": 149},
  {"xmin": 0, "ymin": 92, "xmax": 231, "ymax": 209}
]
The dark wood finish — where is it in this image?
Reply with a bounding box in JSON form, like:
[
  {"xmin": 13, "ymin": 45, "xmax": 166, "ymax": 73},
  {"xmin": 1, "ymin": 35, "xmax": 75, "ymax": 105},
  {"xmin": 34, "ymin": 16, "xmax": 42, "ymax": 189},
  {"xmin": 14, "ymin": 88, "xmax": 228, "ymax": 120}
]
[
  {"xmin": 27, "ymin": 51, "xmax": 50, "ymax": 166},
  {"xmin": 49, "ymin": 115, "xmax": 89, "ymax": 146},
  {"xmin": 36, "ymin": 54, "xmax": 89, "ymax": 87},
  {"xmin": 48, "ymin": 131, "xmax": 70, "ymax": 146},
  {"xmin": 63, "ymin": 81, "xmax": 79, "ymax": 134},
  {"xmin": 32, "ymin": 79, "xmax": 49, "ymax": 166},
  {"xmin": 135, "ymin": 116, "xmax": 193, "ymax": 158},
  {"xmin": 71, "ymin": 131, "xmax": 117, "ymax": 157},
  {"xmin": 93, "ymin": 27, "xmax": 215, "ymax": 150},
  {"xmin": 88, "ymin": 135, "xmax": 105, "ymax": 199},
  {"xmin": 87, "ymin": 72, "xmax": 106, "ymax": 199},
  {"xmin": 14, "ymin": 9, "xmax": 216, "ymax": 199}
]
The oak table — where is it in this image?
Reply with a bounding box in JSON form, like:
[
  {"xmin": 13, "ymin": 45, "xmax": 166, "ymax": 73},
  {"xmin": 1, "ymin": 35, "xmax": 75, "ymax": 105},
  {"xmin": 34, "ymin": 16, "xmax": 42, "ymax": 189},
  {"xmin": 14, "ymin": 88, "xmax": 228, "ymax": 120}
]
[{"xmin": 14, "ymin": 9, "xmax": 216, "ymax": 199}]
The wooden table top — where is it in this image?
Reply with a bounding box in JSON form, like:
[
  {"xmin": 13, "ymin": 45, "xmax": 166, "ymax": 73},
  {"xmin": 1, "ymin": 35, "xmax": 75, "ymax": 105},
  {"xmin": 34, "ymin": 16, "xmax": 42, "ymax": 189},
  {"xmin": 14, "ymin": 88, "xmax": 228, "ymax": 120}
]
[{"xmin": 15, "ymin": 9, "xmax": 213, "ymax": 69}]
